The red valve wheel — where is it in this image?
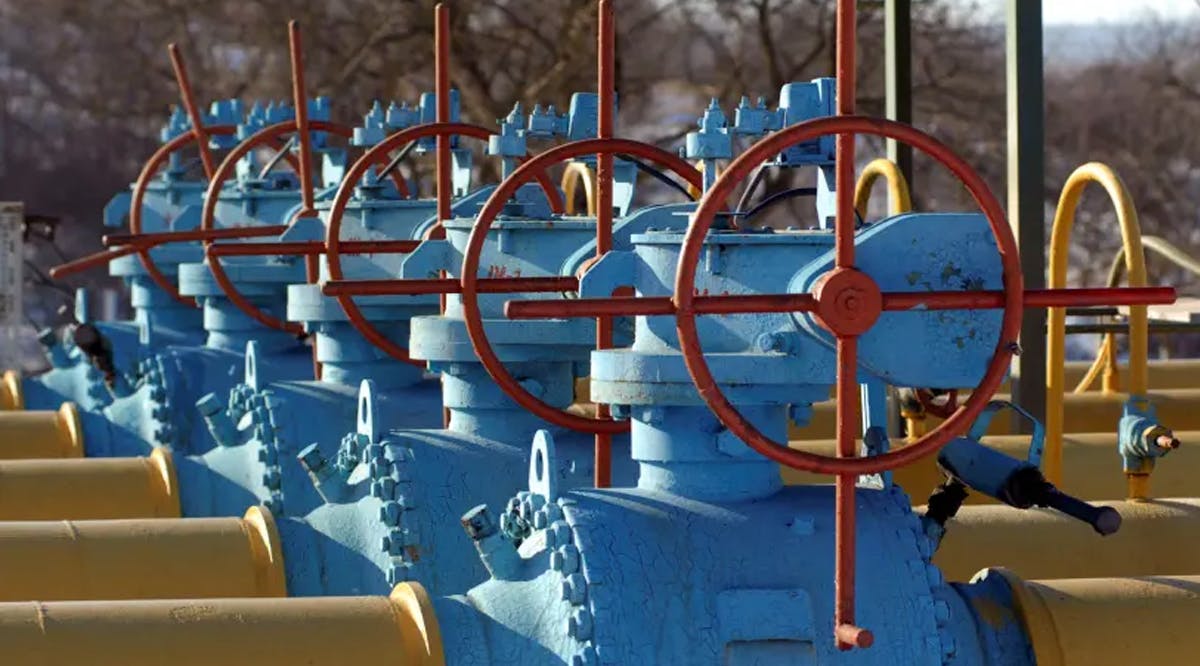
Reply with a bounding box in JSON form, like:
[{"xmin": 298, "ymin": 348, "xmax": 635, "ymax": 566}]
[
  {"xmin": 463, "ymin": 138, "xmax": 703, "ymax": 435},
  {"xmin": 200, "ymin": 120, "xmax": 407, "ymax": 335},
  {"xmin": 128, "ymin": 125, "xmax": 241, "ymax": 307},
  {"xmin": 915, "ymin": 389, "xmax": 959, "ymax": 420},
  {"xmin": 325, "ymin": 121, "xmax": 566, "ymax": 364},
  {"xmin": 675, "ymin": 115, "xmax": 1023, "ymax": 475}
]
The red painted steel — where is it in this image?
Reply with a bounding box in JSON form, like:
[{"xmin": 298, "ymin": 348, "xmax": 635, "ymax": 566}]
[
  {"xmin": 322, "ymin": 121, "xmax": 563, "ymax": 365},
  {"xmin": 167, "ymin": 44, "xmax": 215, "ymax": 179},
  {"xmin": 459, "ymin": 138, "xmax": 702, "ymax": 437},
  {"xmin": 503, "ymin": 287, "xmax": 1171, "ymax": 320},
  {"xmin": 199, "ymin": 120, "xmax": 358, "ymax": 336}
]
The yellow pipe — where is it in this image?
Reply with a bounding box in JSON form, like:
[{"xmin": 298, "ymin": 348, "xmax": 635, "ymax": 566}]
[
  {"xmin": 853, "ymin": 157, "xmax": 913, "ymax": 217},
  {"xmin": 0, "ymin": 448, "xmax": 180, "ymax": 520},
  {"xmin": 1047, "ymin": 163, "xmax": 1149, "ymax": 485},
  {"xmin": 0, "ymin": 403, "xmax": 83, "ymax": 459},
  {"xmin": 993, "ymin": 569, "xmax": 1200, "ymax": 666},
  {"xmin": 788, "ymin": 430, "xmax": 1197, "ymax": 501},
  {"xmin": 791, "ymin": 388, "xmax": 1200, "ymax": 442},
  {"xmin": 0, "ymin": 369, "xmax": 22, "ymax": 409},
  {"xmin": 933, "ymin": 499, "xmax": 1200, "ymax": 581},
  {"xmin": 0, "ymin": 506, "xmax": 285, "ymax": 601},
  {"xmin": 0, "ymin": 583, "xmax": 445, "ymax": 666},
  {"xmin": 561, "ymin": 161, "xmax": 597, "ymax": 216}
]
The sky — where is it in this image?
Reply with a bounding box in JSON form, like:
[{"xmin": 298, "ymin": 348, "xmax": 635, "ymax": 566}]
[{"xmin": 1040, "ymin": 0, "xmax": 1198, "ymax": 24}]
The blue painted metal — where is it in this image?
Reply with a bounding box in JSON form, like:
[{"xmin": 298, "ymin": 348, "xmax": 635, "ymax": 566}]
[
  {"xmin": 16, "ymin": 105, "xmax": 231, "ymax": 411},
  {"xmin": 72, "ymin": 99, "xmax": 346, "ymax": 458},
  {"xmin": 237, "ymin": 99, "xmax": 705, "ymax": 597},
  {"xmin": 417, "ymin": 86, "xmax": 1072, "ymax": 664},
  {"xmin": 1117, "ymin": 398, "xmax": 1179, "ymax": 476}
]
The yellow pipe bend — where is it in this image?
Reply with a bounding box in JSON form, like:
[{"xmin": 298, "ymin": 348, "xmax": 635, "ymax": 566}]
[
  {"xmin": 990, "ymin": 569, "xmax": 1200, "ymax": 666},
  {"xmin": 0, "ymin": 403, "xmax": 84, "ymax": 459},
  {"xmin": 853, "ymin": 157, "xmax": 913, "ymax": 217},
  {"xmin": 0, "ymin": 370, "xmax": 22, "ymax": 409},
  {"xmin": 1046, "ymin": 162, "xmax": 1149, "ymax": 486},
  {"xmin": 0, "ymin": 583, "xmax": 445, "ymax": 666},
  {"xmin": 0, "ymin": 506, "xmax": 285, "ymax": 601},
  {"xmin": 0, "ymin": 448, "xmax": 180, "ymax": 520},
  {"xmin": 561, "ymin": 161, "xmax": 597, "ymax": 216}
]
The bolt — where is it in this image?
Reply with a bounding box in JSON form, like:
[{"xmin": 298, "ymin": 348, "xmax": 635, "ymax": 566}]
[
  {"xmin": 561, "ymin": 573, "xmax": 587, "ymax": 605},
  {"xmin": 933, "ymin": 599, "xmax": 951, "ymax": 623},
  {"xmin": 571, "ymin": 647, "xmax": 599, "ymax": 666},
  {"xmin": 380, "ymin": 501, "xmax": 402, "ymax": 526},
  {"xmin": 461, "ymin": 504, "xmax": 498, "ymax": 540},
  {"xmin": 566, "ymin": 608, "xmax": 593, "ymax": 640},
  {"xmin": 756, "ymin": 332, "xmax": 788, "ymax": 353},
  {"xmin": 258, "ymin": 447, "xmax": 278, "ymax": 465},
  {"xmin": 372, "ymin": 478, "xmax": 397, "ymax": 500},
  {"xmin": 296, "ymin": 444, "xmax": 322, "ymax": 471},
  {"xmin": 551, "ymin": 544, "xmax": 580, "ymax": 574},
  {"xmin": 549, "ymin": 521, "xmax": 573, "ymax": 547},
  {"xmin": 387, "ymin": 564, "xmax": 411, "ymax": 585},
  {"xmin": 261, "ymin": 469, "xmax": 282, "ymax": 489}
]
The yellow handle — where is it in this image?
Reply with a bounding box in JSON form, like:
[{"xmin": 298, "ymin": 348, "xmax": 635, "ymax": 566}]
[
  {"xmin": 854, "ymin": 158, "xmax": 913, "ymax": 218},
  {"xmin": 561, "ymin": 161, "xmax": 597, "ymax": 216},
  {"xmin": 1045, "ymin": 162, "xmax": 1149, "ymax": 485}
]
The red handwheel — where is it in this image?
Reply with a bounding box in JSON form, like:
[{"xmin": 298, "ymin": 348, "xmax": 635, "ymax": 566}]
[
  {"xmin": 461, "ymin": 138, "xmax": 703, "ymax": 435},
  {"xmin": 199, "ymin": 119, "xmax": 392, "ymax": 335},
  {"xmin": 127, "ymin": 125, "xmax": 239, "ymax": 306},
  {"xmin": 675, "ymin": 116, "xmax": 1024, "ymax": 475},
  {"xmin": 324, "ymin": 121, "xmax": 566, "ymax": 364}
]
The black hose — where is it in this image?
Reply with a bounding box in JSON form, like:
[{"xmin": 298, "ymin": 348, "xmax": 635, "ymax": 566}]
[
  {"xmin": 376, "ymin": 140, "xmax": 419, "ymax": 185},
  {"xmin": 615, "ymin": 154, "xmax": 695, "ymax": 201}
]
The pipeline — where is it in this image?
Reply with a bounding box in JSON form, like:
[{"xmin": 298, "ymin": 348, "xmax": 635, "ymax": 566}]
[
  {"xmin": 0, "ymin": 448, "xmax": 179, "ymax": 520},
  {"xmin": 787, "ymin": 429, "xmax": 1197, "ymax": 502},
  {"xmin": 932, "ymin": 498, "xmax": 1200, "ymax": 581},
  {"xmin": 1077, "ymin": 235, "xmax": 1200, "ymax": 393},
  {"xmin": 0, "ymin": 403, "xmax": 83, "ymax": 459},
  {"xmin": 0, "ymin": 583, "xmax": 443, "ymax": 666},
  {"xmin": 0, "ymin": 507, "xmax": 283, "ymax": 601},
  {"xmin": 1046, "ymin": 163, "xmax": 1151, "ymax": 485}
]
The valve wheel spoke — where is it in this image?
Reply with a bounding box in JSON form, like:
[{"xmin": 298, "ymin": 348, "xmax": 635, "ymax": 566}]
[
  {"xmin": 322, "ymin": 121, "xmax": 566, "ymax": 365},
  {"xmin": 461, "ymin": 138, "xmax": 703, "ymax": 435}
]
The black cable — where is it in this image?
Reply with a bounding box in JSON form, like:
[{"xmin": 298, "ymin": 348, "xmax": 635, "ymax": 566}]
[
  {"xmin": 615, "ymin": 154, "xmax": 695, "ymax": 201},
  {"xmin": 258, "ymin": 135, "xmax": 297, "ymax": 179},
  {"xmin": 742, "ymin": 187, "xmax": 818, "ymax": 220},
  {"xmin": 735, "ymin": 165, "xmax": 766, "ymax": 214},
  {"xmin": 376, "ymin": 140, "xmax": 419, "ymax": 185}
]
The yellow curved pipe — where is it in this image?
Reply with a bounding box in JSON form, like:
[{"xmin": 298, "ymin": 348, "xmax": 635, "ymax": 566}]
[
  {"xmin": 854, "ymin": 157, "xmax": 913, "ymax": 217},
  {"xmin": 0, "ymin": 403, "xmax": 84, "ymax": 459},
  {"xmin": 1046, "ymin": 163, "xmax": 1149, "ymax": 486},
  {"xmin": 0, "ymin": 583, "xmax": 444, "ymax": 666},
  {"xmin": 561, "ymin": 161, "xmax": 597, "ymax": 216},
  {"xmin": 0, "ymin": 448, "xmax": 180, "ymax": 520},
  {"xmin": 992, "ymin": 569, "xmax": 1200, "ymax": 666},
  {"xmin": 1078, "ymin": 235, "xmax": 1200, "ymax": 394},
  {"xmin": 0, "ymin": 506, "xmax": 285, "ymax": 601},
  {"xmin": 0, "ymin": 369, "xmax": 22, "ymax": 409}
]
